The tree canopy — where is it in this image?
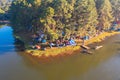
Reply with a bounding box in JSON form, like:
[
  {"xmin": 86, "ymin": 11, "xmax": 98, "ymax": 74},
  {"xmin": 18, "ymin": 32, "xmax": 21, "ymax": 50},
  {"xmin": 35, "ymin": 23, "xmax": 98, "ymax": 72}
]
[
  {"xmin": 110, "ymin": 0, "xmax": 120, "ymax": 21},
  {"xmin": 9, "ymin": 0, "xmax": 120, "ymax": 40},
  {"xmin": 0, "ymin": 0, "xmax": 12, "ymax": 20}
]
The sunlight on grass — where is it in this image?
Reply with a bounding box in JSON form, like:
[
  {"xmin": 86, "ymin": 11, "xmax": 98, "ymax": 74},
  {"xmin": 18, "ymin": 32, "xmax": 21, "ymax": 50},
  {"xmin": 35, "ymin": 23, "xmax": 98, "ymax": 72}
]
[{"xmin": 26, "ymin": 32, "xmax": 120, "ymax": 58}]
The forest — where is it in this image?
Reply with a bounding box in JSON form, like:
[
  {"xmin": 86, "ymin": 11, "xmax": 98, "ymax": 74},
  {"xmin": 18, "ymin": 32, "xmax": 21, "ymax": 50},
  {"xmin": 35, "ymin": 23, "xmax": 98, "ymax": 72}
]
[
  {"xmin": 1, "ymin": 0, "xmax": 120, "ymax": 41},
  {"xmin": 0, "ymin": 0, "xmax": 11, "ymax": 20}
]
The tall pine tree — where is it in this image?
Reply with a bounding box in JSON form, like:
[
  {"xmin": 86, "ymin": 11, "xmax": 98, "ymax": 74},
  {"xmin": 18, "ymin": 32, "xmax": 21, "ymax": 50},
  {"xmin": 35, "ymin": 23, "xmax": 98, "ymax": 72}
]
[
  {"xmin": 110, "ymin": 0, "xmax": 120, "ymax": 21},
  {"xmin": 74, "ymin": 0, "xmax": 98, "ymax": 35},
  {"xmin": 96, "ymin": 0, "xmax": 114, "ymax": 30}
]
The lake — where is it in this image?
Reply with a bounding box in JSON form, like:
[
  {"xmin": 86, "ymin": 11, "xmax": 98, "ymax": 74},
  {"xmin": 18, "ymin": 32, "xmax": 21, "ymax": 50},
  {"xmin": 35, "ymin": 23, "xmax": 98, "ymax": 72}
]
[{"xmin": 0, "ymin": 25, "xmax": 120, "ymax": 80}]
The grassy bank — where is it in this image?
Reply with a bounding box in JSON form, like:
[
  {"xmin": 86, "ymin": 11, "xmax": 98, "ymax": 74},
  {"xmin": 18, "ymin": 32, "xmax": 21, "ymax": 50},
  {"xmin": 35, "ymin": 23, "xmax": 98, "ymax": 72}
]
[{"xmin": 26, "ymin": 31, "xmax": 120, "ymax": 58}]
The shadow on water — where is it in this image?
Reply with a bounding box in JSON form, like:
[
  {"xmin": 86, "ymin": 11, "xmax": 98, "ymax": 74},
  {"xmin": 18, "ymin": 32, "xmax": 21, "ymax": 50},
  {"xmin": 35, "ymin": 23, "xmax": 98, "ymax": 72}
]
[
  {"xmin": 114, "ymin": 41, "xmax": 120, "ymax": 44},
  {"xmin": 117, "ymin": 48, "xmax": 120, "ymax": 51},
  {"xmin": 0, "ymin": 25, "xmax": 26, "ymax": 54},
  {"xmin": 14, "ymin": 37, "xmax": 26, "ymax": 52}
]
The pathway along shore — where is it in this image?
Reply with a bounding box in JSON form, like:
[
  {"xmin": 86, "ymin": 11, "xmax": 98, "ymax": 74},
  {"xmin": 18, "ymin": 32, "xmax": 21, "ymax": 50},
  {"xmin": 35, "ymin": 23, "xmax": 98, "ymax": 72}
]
[{"xmin": 26, "ymin": 31, "xmax": 120, "ymax": 59}]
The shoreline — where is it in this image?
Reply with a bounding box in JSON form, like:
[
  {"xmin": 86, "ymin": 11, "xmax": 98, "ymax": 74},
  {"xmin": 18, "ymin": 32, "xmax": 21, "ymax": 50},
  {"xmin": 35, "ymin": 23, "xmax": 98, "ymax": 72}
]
[{"xmin": 26, "ymin": 31, "xmax": 120, "ymax": 59}]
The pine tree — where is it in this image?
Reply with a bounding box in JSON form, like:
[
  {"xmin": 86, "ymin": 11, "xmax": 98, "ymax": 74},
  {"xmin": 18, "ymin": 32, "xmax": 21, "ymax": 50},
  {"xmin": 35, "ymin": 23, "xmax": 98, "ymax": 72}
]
[
  {"xmin": 74, "ymin": 0, "xmax": 98, "ymax": 35},
  {"xmin": 110, "ymin": 0, "xmax": 120, "ymax": 21},
  {"xmin": 52, "ymin": 0, "xmax": 74, "ymax": 36},
  {"xmin": 96, "ymin": 0, "xmax": 114, "ymax": 30}
]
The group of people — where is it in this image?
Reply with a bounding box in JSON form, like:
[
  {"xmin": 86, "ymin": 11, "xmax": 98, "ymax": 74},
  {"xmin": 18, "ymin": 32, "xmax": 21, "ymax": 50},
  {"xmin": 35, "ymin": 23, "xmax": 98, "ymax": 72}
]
[
  {"xmin": 30, "ymin": 32, "xmax": 80, "ymax": 50},
  {"xmin": 49, "ymin": 37, "xmax": 77, "ymax": 48},
  {"xmin": 29, "ymin": 29, "xmax": 93, "ymax": 51},
  {"xmin": 30, "ymin": 31, "xmax": 47, "ymax": 50}
]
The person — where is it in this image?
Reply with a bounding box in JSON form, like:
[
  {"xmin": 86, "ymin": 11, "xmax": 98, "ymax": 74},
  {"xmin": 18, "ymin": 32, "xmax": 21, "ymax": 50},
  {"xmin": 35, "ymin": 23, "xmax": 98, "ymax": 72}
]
[
  {"xmin": 82, "ymin": 38, "xmax": 85, "ymax": 45},
  {"xmin": 83, "ymin": 35, "xmax": 89, "ymax": 40},
  {"xmin": 64, "ymin": 38, "xmax": 70, "ymax": 46},
  {"xmin": 49, "ymin": 41, "xmax": 55, "ymax": 48},
  {"xmin": 32, "ymin": 33, "xmax": 39, "ymax": 44},
  {"xmin": 40, "ymin": 33, "xmax": 45, "ymax": 39},
  {"xmin": 69, "ymin": 38, "xmax": 76, "ymax": 46},
  {"xmin": 56, "ymin": 39, "xmax": 60, "ymax": 47},
  {"xmin": 38, "ymin": 37, "xmax": 42, "ymax": 43},
  {"xmin": 35, "ymin": 44, "xmax": 41, "ymax": 49},
  {"xmin": 31, "ymin": 44, "xmax": 41, "ymax": 50}
]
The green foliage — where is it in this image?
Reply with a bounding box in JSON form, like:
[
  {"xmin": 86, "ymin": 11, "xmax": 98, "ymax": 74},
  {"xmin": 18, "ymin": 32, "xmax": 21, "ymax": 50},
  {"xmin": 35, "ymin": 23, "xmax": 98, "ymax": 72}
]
[
  {"xmin": 47, "ymin": 30, "xmax": 58, "ymax": 41},
  {"xmin": 74, "ymin": 0, "xmax": 98, "ymax": 34},
  {"xmin": 46, "ymin": 7, "xmax": 54, "ymax": 17},
  {"xmin": 9, "ymin": 0, "xmax": 119, "ymax": 41},
  {"xmin": 110, "ymin": 0, "xmax": 120, "ymax": 21},
  {"xmin": 0, "ymin": 8, "xmax": 5, "ymax": 14},
  {"xmin": 0, "ymin": 0, "xmax": 12, "ymax": 20},
  {"xmin": 0, "ymin": 0, "xmax": 11, "ymax": 11},
  {"xmin": 96, "ymin": 0, "xmax": 114, "ymax": 30}
]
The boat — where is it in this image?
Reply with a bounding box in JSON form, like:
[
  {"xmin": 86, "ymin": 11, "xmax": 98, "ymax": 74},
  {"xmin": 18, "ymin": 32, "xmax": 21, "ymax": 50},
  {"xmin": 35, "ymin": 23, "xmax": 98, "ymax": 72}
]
[
  {"xmin": 95, "ymin": 45, "xmax": 103, "ymax": 50},
  {"xmin": 80, "ymin": 45, "xmax": 90, "ymax": 50},
  {"xmin": 81, "ymin": 49, "xmax": 92, "ymax": 54}
]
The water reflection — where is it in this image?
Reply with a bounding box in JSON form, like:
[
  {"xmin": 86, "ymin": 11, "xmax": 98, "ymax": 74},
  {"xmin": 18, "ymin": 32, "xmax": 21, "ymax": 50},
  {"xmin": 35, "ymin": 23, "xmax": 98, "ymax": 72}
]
[
  {"xmin": 114, "ymin": 41, "xmax": 120, "ymax": 44},
  {"xmin": 1, "ymin": 25, "xmax": 120, "ymax": 80},
  {"xmin": 19, "ymin": 34, "xmax": 120, "ymax": 80},
  {"xmin": 0, "ymin": 26, "xmax": 15, "ymax": 53}
]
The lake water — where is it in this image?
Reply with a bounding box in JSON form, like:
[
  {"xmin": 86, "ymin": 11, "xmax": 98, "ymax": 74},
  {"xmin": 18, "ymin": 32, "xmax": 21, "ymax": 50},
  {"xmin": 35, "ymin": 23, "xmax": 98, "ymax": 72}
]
[{"xmin": 1, "ymin": 25, "xmax": 120, "ymax": 80}]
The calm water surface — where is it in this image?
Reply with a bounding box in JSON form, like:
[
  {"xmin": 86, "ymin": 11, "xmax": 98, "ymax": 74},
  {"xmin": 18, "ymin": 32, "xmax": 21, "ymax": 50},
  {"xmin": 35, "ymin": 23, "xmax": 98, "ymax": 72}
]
[{"xmin": 1, "ymin": 25, "xmax": 120, "ymax": 80}]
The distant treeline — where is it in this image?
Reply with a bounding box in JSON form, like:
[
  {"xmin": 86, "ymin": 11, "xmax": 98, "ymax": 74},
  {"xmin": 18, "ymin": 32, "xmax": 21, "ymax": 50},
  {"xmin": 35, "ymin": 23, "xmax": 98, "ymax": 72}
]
[
  {"xmin": 8, "ymin": 0, "xmax": 120, "ymax": 40},
  {"xmin": 0, "ymin": 0, "xmax": 12, "ymax": 20}
]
